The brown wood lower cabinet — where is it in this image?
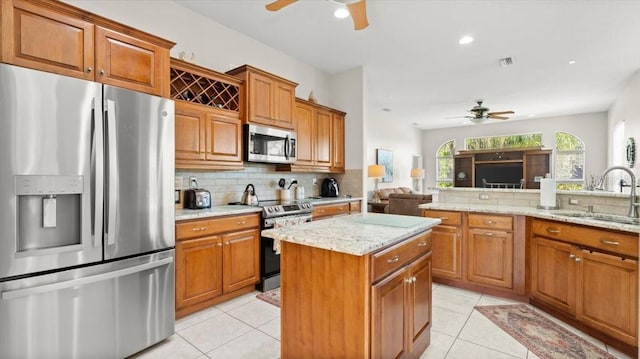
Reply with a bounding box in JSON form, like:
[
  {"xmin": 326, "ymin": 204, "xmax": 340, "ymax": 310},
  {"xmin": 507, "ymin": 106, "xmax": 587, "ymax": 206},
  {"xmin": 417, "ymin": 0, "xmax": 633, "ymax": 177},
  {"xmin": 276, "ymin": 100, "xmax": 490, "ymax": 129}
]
[
  {"xmin": 372, "ymin": 252, "xmax": 432, "ymax": 359},
  {"xmin": 429, "ymin": 225, "xmax": 462, "ymax": 279},
  {"xmin": 530, "ymin": 218, "xmax": 638, "ymax": 352},
  {"xmin": 467, "ymin": 228, "xmax": 513, "ymax": 289},
  {"xmin": 175, "ymin": 213, "xmax": 260, "ymax": 318},
  {"xmin": 312, "ymin": 201, "xmax": 359, "ymax": 220},
  {"xmin": 281, "ymin": 231, "xmax": 432, "ymax": 358}
]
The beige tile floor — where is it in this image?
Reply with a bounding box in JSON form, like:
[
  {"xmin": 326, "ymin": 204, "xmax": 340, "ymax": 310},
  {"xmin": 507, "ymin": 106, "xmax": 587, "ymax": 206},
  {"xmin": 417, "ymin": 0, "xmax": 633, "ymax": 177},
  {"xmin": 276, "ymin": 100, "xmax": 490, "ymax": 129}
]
[{"xmin": 131, "ymin": 284, "xmax": 633, "ymax": 359}]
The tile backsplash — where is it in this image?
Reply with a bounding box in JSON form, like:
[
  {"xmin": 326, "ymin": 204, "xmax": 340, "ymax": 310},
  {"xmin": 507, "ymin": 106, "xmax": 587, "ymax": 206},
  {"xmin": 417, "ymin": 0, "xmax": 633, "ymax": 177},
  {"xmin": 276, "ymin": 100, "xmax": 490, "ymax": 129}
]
[{"xmin": 177, "ymin": 164, "xmax": 363, "ymax": 206}]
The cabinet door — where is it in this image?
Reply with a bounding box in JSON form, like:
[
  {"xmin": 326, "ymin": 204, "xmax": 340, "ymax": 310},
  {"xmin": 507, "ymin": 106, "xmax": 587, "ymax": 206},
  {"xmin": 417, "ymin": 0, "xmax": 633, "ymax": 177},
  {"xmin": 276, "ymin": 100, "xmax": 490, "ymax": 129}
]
[
  {"xmin": 272, "ymin": 81, "xmax": 295, "ymax": 129},
  {"xmin": 467, "ymin": 229, "xmax": 513, "ymax": 288},
  {"xmin": 94, "ymin": 26, "xmax": 166, "ymax": 96},
  {"xmin": 294, "ymin": 102, "xmax": 315, "ymax": 166},
  {"xmin": 175, "ymin": 236, "xmax": 223, "ymax": 310},
  {"xmin": 576, "ymin": 250, "xmax": 638, "ymax": 345},
  {"xmin": 530, "ymin": 236, "xmax": 576, "ymax": 314},
  {"xmin": 408, "ymin": 252, "xmax": 432, "ymax": 349},
  {"xmin": 222, "ymin": 229, "xmax": 260, "ymax": 293},
  {"xmin": 431, "ymin": 225, "xmax": 462, "ymax": 279},
  {"xmin": 205, "ymin": 111, "xmax": 242, "ymax": 163},
  {"xmin": 175, "ymin": 102, "xmax": 206, "ymax": 161},
  {"xmin": 2, "ymin": 0, "xmax": 94, "ymax": 80},
  {"xmin": 315, "ymin": 109, "xmax": 332, "ymax": 166},
  {"xmin": 247, "ymin": 72, "xmax": 273, "ymax": 126},
  {"xmin": 371, "ymin": 267, "xmax": 409, "ymax": 359},
  {"xmin": 331, "ymin": 113, "xmax": 345, "ymax": 172}
]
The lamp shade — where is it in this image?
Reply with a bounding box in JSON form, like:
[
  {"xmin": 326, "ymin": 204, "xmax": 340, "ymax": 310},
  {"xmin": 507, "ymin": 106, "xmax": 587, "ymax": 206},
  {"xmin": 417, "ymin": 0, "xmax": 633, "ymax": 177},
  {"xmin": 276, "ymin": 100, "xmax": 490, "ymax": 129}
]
[
  {"xmin": 410, "ymin": 168, "xmax": 425, "ymax": 179},
  {"xmin": 368, "ymin": 164, "xmax": 385, "ymax": 178}
]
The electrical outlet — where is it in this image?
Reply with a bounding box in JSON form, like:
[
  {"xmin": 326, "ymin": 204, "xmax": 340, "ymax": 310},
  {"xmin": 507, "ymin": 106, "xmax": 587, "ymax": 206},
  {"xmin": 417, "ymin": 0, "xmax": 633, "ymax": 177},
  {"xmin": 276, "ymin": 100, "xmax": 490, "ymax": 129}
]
[
  {"xmin": 569, "ymin": 198, "xmax": 579, "ymax": 205},
  {"xmin": 312, "ymin": 178, "xmax": 317, "ymax": 185},
  {"xmin": 291, "ymin": 178, "xmax": 296, "ymax": 184},
  {"xmin": 479, "ymin": 193, "xmax": 490, "ymax": 200},
  {"xmin": 534, "ymin": 176, "xmax": 543, "ymax": 182},
  {"xmin": 189, "ymin": 176, "xmax": 197, "ymax": 188}
]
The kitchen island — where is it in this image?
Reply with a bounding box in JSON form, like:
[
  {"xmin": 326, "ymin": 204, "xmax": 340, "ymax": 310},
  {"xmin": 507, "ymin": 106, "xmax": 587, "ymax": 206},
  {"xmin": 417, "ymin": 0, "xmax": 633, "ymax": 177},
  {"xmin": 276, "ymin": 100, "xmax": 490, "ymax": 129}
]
[{"xmin": 262, "ymin": 213, "xmax": 441, "ymax": 359}]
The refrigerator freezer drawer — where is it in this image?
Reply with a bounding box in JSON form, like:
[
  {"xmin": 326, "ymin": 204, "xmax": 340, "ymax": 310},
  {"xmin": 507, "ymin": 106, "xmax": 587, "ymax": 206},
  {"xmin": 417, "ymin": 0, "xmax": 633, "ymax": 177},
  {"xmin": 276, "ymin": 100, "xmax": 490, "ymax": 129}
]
[{"xmin": 0, "ymin": 250, "xmax": 175, "ymax": 359}]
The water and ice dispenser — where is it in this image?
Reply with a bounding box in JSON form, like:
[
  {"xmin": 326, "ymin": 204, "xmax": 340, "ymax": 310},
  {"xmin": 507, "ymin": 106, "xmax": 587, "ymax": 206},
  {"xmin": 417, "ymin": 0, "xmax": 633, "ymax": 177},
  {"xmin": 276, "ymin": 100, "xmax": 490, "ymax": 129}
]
[{"xmin": 15, "ymin": 175, "xmax": 84, "ymax": 252}]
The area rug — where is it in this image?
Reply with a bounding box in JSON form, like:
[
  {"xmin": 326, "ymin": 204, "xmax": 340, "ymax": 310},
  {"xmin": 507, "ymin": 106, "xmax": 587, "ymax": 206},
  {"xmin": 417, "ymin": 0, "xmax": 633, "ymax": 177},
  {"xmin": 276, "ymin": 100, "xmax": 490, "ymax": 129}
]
[
  {"xmin": 475, "ymin": 304, "xmax": 614, "ymax": 359},
  {"xmin": 256, "ymin": 288, "xmax": 280, "ymax": 308}
]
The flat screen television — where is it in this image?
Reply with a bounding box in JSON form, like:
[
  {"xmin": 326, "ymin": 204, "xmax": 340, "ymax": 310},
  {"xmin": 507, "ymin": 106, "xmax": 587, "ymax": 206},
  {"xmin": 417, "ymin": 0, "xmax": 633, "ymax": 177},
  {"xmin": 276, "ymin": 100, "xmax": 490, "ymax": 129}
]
[{"xmin": 475, "ymin": 163, "xmax": 523, "ymax": 188}]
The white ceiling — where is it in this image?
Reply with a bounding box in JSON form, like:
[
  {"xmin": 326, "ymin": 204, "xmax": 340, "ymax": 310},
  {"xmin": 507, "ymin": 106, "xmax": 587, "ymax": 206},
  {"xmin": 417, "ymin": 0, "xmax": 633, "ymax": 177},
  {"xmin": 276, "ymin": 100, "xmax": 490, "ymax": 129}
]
[{"xmin": 174, "ymin": 0, "xmax": 640, "ymax": 130}]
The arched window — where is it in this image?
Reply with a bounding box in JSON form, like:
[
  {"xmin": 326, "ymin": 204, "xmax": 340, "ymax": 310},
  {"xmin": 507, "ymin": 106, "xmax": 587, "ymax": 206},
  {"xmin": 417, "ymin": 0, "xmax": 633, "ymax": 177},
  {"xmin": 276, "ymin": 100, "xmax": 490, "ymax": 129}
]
[
  {"xmin": 555, "ymin": 132, "xmax": 585, "ymax": 190},
  {"xmin": 436, "ymin": 140, "xmax": 455, "ymax": 187}
]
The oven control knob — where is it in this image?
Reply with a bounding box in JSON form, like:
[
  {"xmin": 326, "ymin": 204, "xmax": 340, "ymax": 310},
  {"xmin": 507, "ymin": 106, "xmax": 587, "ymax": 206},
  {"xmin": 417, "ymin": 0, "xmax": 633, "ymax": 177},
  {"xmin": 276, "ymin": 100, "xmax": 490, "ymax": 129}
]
[{"xmin": 267, "ymin": 208, "xmax": 273, "ymax": 212}]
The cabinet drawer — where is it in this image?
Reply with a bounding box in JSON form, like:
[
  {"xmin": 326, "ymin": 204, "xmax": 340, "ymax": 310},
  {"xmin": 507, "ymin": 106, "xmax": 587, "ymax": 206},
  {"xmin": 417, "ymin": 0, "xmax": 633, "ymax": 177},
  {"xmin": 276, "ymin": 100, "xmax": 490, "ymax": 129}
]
[
  {"xmin": 469, "ymin": 213, "xmax": 513, "ymax": 230},
  {"xmin": 372, "ymin": 232, "xmax": 431, "ymax": 282},
  {"xmin": 423, "ymin": 210, "xmax": 462, "ymax": 226},
  {"xmin": 176, "ymin": 213, "xmax": 260, "ymax": 240},
  {"xmin": 313, "ymin": 203, "xmax": 349, "ymax": 218},
  {"xmin": 531, "ymin": 219, "xmax": 638, "ymax": 258}
]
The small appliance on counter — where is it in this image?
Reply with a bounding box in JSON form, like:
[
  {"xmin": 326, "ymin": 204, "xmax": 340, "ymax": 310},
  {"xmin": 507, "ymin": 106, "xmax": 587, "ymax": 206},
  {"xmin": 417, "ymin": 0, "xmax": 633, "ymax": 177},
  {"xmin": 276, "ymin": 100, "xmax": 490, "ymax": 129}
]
[
  {"xmin": 184, "ymin": 188, "xmax": 212, "ymax": 209},
  {"xmin": 321, "ymin": 178, "xmax": 339, "ymax": 197}
]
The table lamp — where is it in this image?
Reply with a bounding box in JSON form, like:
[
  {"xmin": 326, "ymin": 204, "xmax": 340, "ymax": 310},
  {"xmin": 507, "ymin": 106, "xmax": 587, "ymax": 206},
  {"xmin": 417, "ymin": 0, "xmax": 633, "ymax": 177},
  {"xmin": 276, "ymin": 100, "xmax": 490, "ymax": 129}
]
[
  {"xmin": 368, "ymin": 164, "xmax": 385, "ymax": 202},
  {"xmin": 410, "ymin": 168, "xmax": 425, "ymax": 193}
]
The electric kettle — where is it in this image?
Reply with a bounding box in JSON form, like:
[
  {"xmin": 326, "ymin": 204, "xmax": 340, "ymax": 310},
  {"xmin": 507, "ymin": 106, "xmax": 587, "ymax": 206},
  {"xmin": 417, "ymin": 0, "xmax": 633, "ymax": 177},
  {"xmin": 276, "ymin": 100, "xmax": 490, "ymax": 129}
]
[{"xmin": 241, "ymin": 184, "xmax": 259, "ymax": 205}]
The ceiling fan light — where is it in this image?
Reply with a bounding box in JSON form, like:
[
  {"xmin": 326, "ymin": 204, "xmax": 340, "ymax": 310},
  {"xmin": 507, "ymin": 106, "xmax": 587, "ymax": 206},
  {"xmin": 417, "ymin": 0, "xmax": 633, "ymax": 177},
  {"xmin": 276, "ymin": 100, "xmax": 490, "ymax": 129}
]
[
  {"xmin": 334, "ymin": 8, "xmax": 350, "ymax": 19},
  {"xmin": 470, "ymin": 117, "xmax": 486, "ymax": 124}
]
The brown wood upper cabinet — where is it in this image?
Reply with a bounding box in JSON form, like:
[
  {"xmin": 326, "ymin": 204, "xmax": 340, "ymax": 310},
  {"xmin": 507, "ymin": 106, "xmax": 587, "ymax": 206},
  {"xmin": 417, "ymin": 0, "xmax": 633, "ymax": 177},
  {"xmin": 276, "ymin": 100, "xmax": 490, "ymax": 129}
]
[
  {"xmin": 226, "ymin": 65, "xmax": 297, "ymax": 130},
  {"xmin": 277, "ymin": 98, "xmax": 346, "ymax": 173},
  {"xmin": 171, "ymin": 59, "xmax": 244, "ymax": 170},
  {"xmin": 1, "ymin": 0, "xmax": 173, "ymax": 97}
]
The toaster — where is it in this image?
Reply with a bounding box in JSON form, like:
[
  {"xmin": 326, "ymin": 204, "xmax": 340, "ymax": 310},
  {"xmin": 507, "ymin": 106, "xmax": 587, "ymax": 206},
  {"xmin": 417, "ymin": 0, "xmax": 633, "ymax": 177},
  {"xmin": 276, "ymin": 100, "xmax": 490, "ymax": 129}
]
[{"xmin": 184, "ymin": 189, "xmax": 211, "ymax": 209}]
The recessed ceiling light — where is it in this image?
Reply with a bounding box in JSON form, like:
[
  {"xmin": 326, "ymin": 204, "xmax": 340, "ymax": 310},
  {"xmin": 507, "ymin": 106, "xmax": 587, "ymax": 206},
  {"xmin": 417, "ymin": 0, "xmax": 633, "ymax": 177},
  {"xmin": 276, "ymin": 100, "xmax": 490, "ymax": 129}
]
[
  {"xmin": 458, "ymin": 36, "xmax": 474, "ymax": 45},
  {"xmin": 334, "ymin": 8, "xmax": 349, "ymax": 19},
  {"xmin": 382, "ymin": 108, "xmax": 392, "ymax": 112},
  {"xmin": 568, "ymin": 60, "xmax": 576, "ymax": 65}
]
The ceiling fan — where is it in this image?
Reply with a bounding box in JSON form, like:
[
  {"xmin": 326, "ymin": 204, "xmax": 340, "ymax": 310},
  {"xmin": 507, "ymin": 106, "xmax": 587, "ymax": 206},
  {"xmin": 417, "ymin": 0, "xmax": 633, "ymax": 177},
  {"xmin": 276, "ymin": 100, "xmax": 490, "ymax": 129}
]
[
  {"xmin": 265, "ymin": 0, "xmax": 369, "ymax": 30},
  {"xmin": 446, "ymin": 100, "xmax": 515, "ymax": 124}
]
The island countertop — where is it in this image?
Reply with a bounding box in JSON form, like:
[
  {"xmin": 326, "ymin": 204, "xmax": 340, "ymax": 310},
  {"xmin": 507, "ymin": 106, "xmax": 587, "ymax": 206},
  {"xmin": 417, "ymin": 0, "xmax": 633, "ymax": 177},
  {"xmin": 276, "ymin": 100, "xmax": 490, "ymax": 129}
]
[{"xmin": 262, "ymin": 213, "xmax": 441, "ymax": 256}]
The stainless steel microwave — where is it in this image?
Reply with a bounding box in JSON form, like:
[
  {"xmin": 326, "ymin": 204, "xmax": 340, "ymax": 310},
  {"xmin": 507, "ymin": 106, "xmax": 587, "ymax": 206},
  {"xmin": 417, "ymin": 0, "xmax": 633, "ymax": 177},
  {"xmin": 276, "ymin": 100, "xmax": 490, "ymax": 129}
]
[{"xmin": 244, "ymin": 124, "xmax": 296, "ymax": 164}]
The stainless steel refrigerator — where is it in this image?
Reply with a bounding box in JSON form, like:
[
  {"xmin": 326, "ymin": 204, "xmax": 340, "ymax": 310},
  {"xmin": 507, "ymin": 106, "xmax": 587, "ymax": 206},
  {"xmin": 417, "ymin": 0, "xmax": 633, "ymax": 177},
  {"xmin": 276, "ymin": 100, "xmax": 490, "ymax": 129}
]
[{"xmin": 0, "ymin": 63, "xmax": 175, "ymax": 358}]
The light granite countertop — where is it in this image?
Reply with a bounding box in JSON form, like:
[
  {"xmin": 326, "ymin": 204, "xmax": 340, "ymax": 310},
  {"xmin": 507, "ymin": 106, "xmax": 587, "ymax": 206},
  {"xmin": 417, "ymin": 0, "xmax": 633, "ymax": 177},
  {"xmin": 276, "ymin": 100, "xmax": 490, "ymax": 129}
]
[
  {"xmin": 420, "ymin": 203, "xmax": 640, "ymax": 234},
  {"xmin": 175, "ymin": 197, "xmax": 363, "ymax": 221},
  {"xmin": 176, "ymin": 205, "xmax": 261, "ymax": 221},
  {"xmin": 261, "ymin": 213, "xmax": 441, "ymax": 256}
]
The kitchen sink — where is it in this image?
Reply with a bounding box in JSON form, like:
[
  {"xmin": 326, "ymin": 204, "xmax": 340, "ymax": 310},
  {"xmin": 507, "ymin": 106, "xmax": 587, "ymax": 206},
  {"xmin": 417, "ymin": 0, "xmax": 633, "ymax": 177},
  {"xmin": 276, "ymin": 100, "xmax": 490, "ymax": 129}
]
[{"xmin": 553, "ymin": 211, "xmax": 640, "ymax": 225}]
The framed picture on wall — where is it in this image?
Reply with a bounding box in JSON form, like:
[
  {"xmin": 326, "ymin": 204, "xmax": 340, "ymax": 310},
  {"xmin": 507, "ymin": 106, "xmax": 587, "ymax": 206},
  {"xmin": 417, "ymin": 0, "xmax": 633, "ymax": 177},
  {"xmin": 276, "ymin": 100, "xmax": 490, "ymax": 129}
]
[{"xmin": 376, "ymin": 149, "xmax": 393, "ymax": 183}]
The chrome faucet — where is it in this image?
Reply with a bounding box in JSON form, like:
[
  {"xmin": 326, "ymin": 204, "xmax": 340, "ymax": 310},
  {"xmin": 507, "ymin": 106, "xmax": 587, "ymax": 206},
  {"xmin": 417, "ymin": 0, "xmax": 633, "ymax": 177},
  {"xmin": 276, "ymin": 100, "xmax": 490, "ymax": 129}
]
[{"xmin": 598, "ymin": 166, "xmax": 639, "ymax": 218}]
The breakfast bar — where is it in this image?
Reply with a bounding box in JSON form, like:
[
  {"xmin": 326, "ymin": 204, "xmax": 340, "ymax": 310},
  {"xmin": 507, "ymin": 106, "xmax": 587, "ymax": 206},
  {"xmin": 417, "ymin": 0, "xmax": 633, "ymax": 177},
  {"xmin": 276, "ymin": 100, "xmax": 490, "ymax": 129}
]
[{"xmin": 262, "ymin": 213, "xmax": 441, "ymax": 359}]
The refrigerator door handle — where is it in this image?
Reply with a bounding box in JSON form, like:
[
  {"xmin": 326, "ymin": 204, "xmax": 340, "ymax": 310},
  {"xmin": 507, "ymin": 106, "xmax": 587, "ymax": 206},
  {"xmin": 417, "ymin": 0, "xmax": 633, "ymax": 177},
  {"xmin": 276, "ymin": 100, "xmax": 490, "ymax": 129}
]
[
  {"xmin": 91, "ymin": 96, "xmax": 104, "ymax": 247},
  {"xmin": 105, "ymin": 99, "xmax": 119, "ymax": 246},
  {"xmin": 1, "ymin": 257, "xmax": 173, "ymax": 300}
]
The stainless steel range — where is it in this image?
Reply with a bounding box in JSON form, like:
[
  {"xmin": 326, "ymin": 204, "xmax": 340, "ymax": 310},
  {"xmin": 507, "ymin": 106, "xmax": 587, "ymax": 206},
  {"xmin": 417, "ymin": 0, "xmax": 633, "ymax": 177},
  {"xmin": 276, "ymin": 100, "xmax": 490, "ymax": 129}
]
[{"xmin": 258, "ymin": 200, "xmax": 313, "ymax": 291}]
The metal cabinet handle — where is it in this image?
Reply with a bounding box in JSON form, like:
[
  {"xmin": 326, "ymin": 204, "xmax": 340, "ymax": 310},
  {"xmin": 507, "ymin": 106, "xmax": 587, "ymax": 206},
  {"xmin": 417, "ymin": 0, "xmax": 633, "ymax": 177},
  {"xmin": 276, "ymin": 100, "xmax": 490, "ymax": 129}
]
[
  {"xmin": 225, "ymin": 242, "xmax": 230, "ymax": 245},
  {"xmin": 405, "ymin": 278, "xmax": 412, "ymax": 284},
  {"xmin": 238, "ymin": 220, "xmax": 247, "ymax": 225},
  {"xmin": 600, "ymin": 239, "xmax": 620, "ymax": 246},
  {"xmin": 217, "ymin": 243, "xmax": 222, "ymax": 247},
  {"xmin": 575, "ymin": 258, "xmax": 582, "ymax": 263},
  {"xmin": 387, "ymin": 255, "xmax": 400, "ymax": 263},
  {"xmin": 483, "ymin": 232, "xmax": 495, "ymax": 236},
  {"xmin": 99, "ymin": 69, "xmax": 105, "ymax": 76},
  {"xmin": 484, "ymin": 220, "xmax": 495, "ymax": 224},
  {"xmin": 192, "ymin": 226, "xmax": 207, "ymax": 232},
  {"xmin": 440, "ymin": 217, "xmax": 449, "ymax": 220},
  {"xmin": 546, "ymin": 228, "xmax": 561, "ymax": 234},
  {"xmin": 86, "ymin": 67, "xmax": 93, "ymax": 73},
  {"xmin": 569, "ymin": 254, "xmax": 576, "ymax": 259},
  {"xmin": 418, "ymin": 242, "xmax": 427, "ymax": 247}
]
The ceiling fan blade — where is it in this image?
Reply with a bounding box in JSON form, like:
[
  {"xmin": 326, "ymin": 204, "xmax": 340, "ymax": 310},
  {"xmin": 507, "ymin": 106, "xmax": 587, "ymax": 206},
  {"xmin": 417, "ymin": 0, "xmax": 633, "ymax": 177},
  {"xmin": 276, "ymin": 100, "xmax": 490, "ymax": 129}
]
[
  {"xmin": 487, "ymin": 111, "xmax": 514, "ymax": 115},
  {"xmin": 347, "ymin": 0, "xmax": 369, "ymax": 30},
  {"xmin": 265, "ymin": 0, "xmax": 297, "ymax": 11},
  {"xmin": 488, "ymin": 115, "xmax": 509, "ymax": 120}
]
